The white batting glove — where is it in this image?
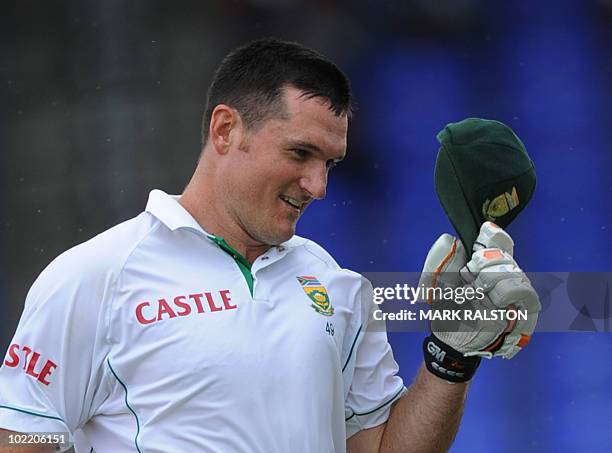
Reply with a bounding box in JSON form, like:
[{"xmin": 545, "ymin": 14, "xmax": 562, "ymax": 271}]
[
  {"xmin": 420, "ymin": 222, "xmax": 540, "ymax": 381},
  {"xmin": 460, "ymin": 222, "xmax": 540, "ymax": 358}
]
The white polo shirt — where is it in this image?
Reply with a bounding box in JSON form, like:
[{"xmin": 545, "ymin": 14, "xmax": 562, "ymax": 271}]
[{"xmin": 0, "ymin": 190, "xmax": 405, "ymax": 452}]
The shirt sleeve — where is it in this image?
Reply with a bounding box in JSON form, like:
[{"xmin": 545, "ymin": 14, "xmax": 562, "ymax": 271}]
[
  {"xmin": 0, "ymin": 245, "xmax": 111, "ymax": 442},
  {"xmin": 343, "ymin": 277, "xmax": 406, "ymax": 438}
]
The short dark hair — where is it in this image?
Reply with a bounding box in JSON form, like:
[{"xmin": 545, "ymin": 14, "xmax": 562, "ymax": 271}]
[{"xmin": 201, "ymin": 38, "xmax": 353, "ymax": 146}]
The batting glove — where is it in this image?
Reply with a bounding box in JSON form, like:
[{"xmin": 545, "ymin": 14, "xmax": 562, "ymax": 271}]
[{"xmin": 420, "ymin": 222, "xmax": 541, "ymax": 382}]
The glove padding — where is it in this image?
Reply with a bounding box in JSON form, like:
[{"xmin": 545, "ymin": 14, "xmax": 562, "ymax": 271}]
[{"xmin": 419, "ymin": 222, "xmax": 540, "ymax": 360}]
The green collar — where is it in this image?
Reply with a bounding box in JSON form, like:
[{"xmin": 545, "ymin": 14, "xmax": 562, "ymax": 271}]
[{"xmin": 207, "ymin": 235, "xmax": 254, "ymax": 296}]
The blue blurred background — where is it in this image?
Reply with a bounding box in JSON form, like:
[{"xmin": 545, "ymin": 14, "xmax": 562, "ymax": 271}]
[{"xmin": 2, "ymin": 1, "xmax": 611, "ymax": 451}]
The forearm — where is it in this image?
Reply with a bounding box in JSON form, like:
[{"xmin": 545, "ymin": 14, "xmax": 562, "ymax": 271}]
[{"xmin": 380, "ymin": 362, "xmax": 470, "ymax": 453}]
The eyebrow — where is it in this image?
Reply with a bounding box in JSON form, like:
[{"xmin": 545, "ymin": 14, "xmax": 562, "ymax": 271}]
[{"xmin": 290, "ymin": 140, "xmax": 346, "ymax": 161}]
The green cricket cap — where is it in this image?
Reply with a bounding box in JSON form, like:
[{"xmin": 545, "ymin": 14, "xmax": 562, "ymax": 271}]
[{"xmin": 434, "ymin": 118, "xmax": 536, "ymax": 251}]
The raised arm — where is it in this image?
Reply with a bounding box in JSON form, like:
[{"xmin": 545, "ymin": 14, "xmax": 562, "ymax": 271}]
[
  {"xmin": 348, "ymin": 363, "xmax": 468, "ymax": 453},
  {"xmin": 348, "ymin": 222, "xmax": 540, "ymax": 453}
]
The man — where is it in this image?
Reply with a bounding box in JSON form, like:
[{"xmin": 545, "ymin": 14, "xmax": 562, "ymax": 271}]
[{"xmin": 0, "ymin": 39, "xmax": 539, "ymax": 452}]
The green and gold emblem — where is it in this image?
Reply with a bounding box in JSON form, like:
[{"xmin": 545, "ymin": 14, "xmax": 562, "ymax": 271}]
[
  {"xmin": 482, "ymin": 186, "xmax": 520, "ymax": 221},
  {"xmin": 296, "ymin": 276, "xmax": 334, "ymax": 316}
]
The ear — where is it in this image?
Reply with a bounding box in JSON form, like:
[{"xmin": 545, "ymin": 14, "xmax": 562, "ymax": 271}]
[{"xmin": 208, "ymin": 104, "xmax": 242, "ymax": 155}]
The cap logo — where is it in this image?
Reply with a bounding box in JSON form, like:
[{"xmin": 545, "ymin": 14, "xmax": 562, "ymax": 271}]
[
  {"xmin": 482, "ymin": 186, "xmax": 519, "ymax": 221},
  {"xmin": 296, "ymin": 276, "xmax": 334, "ymax": 316}
]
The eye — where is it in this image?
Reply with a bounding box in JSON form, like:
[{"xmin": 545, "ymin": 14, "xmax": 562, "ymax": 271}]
[{"xmin": 291, "ymin": 148, "xmax": 310, "ymax": 160}]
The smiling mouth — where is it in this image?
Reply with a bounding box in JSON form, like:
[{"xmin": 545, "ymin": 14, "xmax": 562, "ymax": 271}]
[{"xmin": 279, "ymin": 195, "xmax": 307, "ymax": 211}]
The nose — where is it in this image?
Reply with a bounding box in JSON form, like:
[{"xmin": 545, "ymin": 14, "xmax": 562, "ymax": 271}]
[{"xmin": 299, "ymin": 163, "xmax": 328, "ymax": 200}]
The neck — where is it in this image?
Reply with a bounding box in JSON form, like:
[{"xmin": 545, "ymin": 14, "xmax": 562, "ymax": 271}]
[{"xmin": 179, "ymin": 157, "xmax": 270, "ymax": 264}]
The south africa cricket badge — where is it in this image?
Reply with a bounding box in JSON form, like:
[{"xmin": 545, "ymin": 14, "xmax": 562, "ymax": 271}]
[
  {"xmin": 296, "ymin": 276, "xmax": 334, "ymax": 316},
  {"xmin": 482, "ymin": 186, "xmax": 520, "ymax": 221}
]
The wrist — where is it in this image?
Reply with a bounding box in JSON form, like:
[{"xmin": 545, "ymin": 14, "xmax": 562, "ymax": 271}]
[{"xmin": 422, "ymin": 334, "xmax": 481, "ymax": 383}]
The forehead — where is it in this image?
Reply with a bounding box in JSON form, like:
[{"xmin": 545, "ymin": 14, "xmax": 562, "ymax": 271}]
[{"xmin": 272, "ymin": 86, "xmax": 348, "ymax": 157}]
